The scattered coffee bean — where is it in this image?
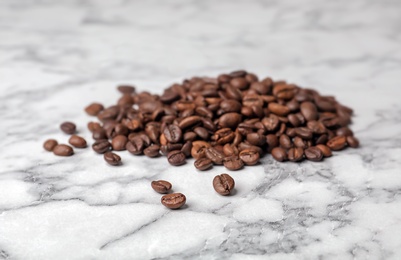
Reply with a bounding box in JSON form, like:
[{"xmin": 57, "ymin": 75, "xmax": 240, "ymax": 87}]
[
  {"xmin": 239, "ymin": 149, "xmax": 260, "ymax": 165},
  {"xmin": 346, "ymin": 136, "xmax": 359, "ymax": 148},
  {"xmin": 68, "ymin": 135, "xmax": 87, "ymax": 148},
  {"xmin": 60, "ymin": 122, "xmax": 76, "ymax": 135},
  {"xmin": 167, "ymin": 150, "xmax": 186, "ymax": 166},
  {"xmin": 53, "ymin": 144, "xmax": 74, "ymax": 156},
  {"xmin": 85, "ymin": 103, "xmax": 104, "ymax": 116},
  {"xmin": 43, "ymin": 139, "xmax": 58, "ymax": 151},
  {"xmin": 271, "ymin": 147, "xmax": 287, "ymax": 162},
  {"xmin": 205, "ymin": 147, "xmax": 225, "ymax": 165},
  {"xmin": 223, "ymin": 156, "xmax": 244, "ymax": 171},
  {"xmin": 92, "ymin": 139, "xmax": 111, "ymax": 154},
  {"xmin": 117, "ymin": 85, "xmax": 135, "ymax": 94},
  {"xmin": 126, "ymin": 138, "xmax": 144, "ymax": 155},
  {"xmin": 213, "ymin": 174, "xmax": 235, "ymax": 196},
  {"xmin": 151, "ymin": 180, "xmax": 172, "ymax": 194},
  {"xmin": 144, "ymin": 145, "xmax": 161, "ymax": 158},
  {"xmin": 161, "ymin": 193, "xmax": 186, "ymax": 209},
  {"xmin": 194, "ymin": 157, "xmax": 213, "ymax": 171},
  {"xmin": 111, "ymin": 135, "xmax": 128, "ymax": 151},
  {"xmin": 104, "ymin": 151, "xmax": 121, "ymax": 166},
  {"xmin": 327, "ymin": 136, "xmax": 347, "ymax": 151}
]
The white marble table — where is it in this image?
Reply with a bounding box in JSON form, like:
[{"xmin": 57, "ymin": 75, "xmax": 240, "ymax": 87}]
[{"xmin": 1, "ymin": 0, "xmax": 401, "ymax": 259}]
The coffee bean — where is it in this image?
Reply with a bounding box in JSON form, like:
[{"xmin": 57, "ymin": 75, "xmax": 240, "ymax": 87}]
[
  {"xmin": 230, "ymin": 77, "xmax": 249, "ymax": 90},
  {"xmin": 307, "ymin": 120, "xmax": 327, "ymax": 134},
  {"xmin": 43, "ymin": 139, "xmax": 58, "ymax": 151},
  {"xmin": 151, "ymin": 180, "xmax": 172, "ymax": 194},
  {"xmin": 178, "ymin": 116, "xmax": 201, "ymax": 129},
  {"xmin": 246, "ymin": 133, "xmax": 266, "ymax": 146},
  {"xmin": 239, "ymin": 149, "xmax": 260, "ymax": 165},
  {"xmin": 223, "ymin": 156, "xmax": 244, "ymax": 171},
  {"xmin": 53, "ymin": 144, "xmax": 74, "ymax": 156},
  {"xmin": 212, "ymin": 128, "xmax": 235, "ymax": 145},
  {"xmin": 220, "ymin": 100, "xmax": 242, "ymax": 113},
  {"xmin": 163, "ymin": 124, "xmax": 182, "ymax": 143},
  {"xmin": 194, "ymin": 127, "xmax": 209, "ymax": 140},
  {"xmin": 88, "ymin": 122, "xmax": 102, "ymax": 133},
  {"xmin": 160, "ymin": 143, "xmax": 183, "ymax": 155},
  {"xmin": 266, "ymin": 134, "xmax": 279, "ymax": 153},
  {"xmin": 205, "ymin": 147, "xmax": 225, "ymax": 165},
  {"xmin": 126, "ymin": 137, "xmax": 144, "ymax": 155},
  {"xmin": 104, "ymin": 152, "xmax": 121, "ymax": 166},
  {"xmin": 181, "ymin": 141, "xmax": 192, "ymax": 157},
  {"xmin": 191, "ymin": 141, "xmax": 211, "ymax": 159},
  {"xmin": 271, "ymin": 147, "xmax": 287, "ymax": 162},
  {"xmin": 346, "ymin": 136, "xmax": 359, "ymax": 148},
  {"xmin": 167, "ymin": 150, "xmax": 186, "ymax": 166},
  {"xmin": 287, "ymin": 147, "xmax": 304, "ymax": 162},
  {"xmin": 161, "ymin": 193, "xmax": 186, "ymax": 209},
  {"xmin": 213, "ymin": 174, "xmax": 235, "ymax": 196},
  {"xmin": 194, "ymin": 157, "xmax": 213, "ymax": 171},
  {"xmin": 111, "ymin": 135, "xmax": 128, "ymax": 151},
  {"xmin": 336, "ymin": 127, "xmax": 354, "ymax": 137},
  {"xmin": 92, "ymin": 129, "xmax": 107, "ymax": 140},
  {"xmin": 144, "ymin": 145, "xmax": 161, "ymax": 158},
  {"xmin": 304, "ymin": 147, "xmax": 323, "ymax": 161},
  {"xmin": 85, "ymin": 103, "xmax": 104, "ymax": 116},
  {"xmin": 279, "ymin": 134, "xmax": 292, "ymax": 149},
  {"xmin": 262, "ymin": 114, "xmax": 279, "ymax": 131},
  {"xmin": 219, "ymin": 112, "xmax": 242, "ymax": 129},
  {"xmin": 300, "ymin": 102, "xmax": 318, "ymax": 121},
  {"xmin": 223, "ymin": 143, "xmax": 239, "ymax": 157},
  {"xmin": 97, "ymin": 106, "xmax": 119, "ymax": 122},
  {"xmin": 327, "ymin": 136, "xmax": 347, "ymax": 151},
  {"xmin": 316, "ymin": 144, "xmax": 332, "ymax": 157},
  {"xmin": 315, "ymin": 134, "xmax": 328, "ymax": 145},
  {"xmin": 294, "ymin": 127, "xmax": 313, "ymax": 140},
  {"xmin": 68, "ymin": 135, "xmax": 87, "ymax": 148},
  {"xmin": 293, "ymin": 136, "xmax": 308, "ymax": 149},
  {"xmin": 268, "ymin": 103, "xmax": 290, "ymax": 116},
  {"xmin": 92, "ymin": 139, "xmax": 111, "ymax": 154},
  {"xmin": 60, "ymin": 122, "xmax": 76, "ymax": 135},
  {"xmin": 117, "ymin": 85, "xmax": 135, "ymax": 94},
  {"xmin": 273, "ymin": 84, "xmax": 295, "ymax": 100}
]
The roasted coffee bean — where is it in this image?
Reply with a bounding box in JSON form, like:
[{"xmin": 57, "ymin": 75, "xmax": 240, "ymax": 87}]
[
  {"xmin": 104, "ymin": 152, "xmax": 121, "ymax": 166},
  {"xmin": 223, "ymin": 143, "xmax": 239, "ymax": 157},
  {"xmin": 294, "ymin": 127, "xmax": 313, "ymax": 140},
  {"xmin": 273, "ymin": 84, "xmax": 295, "ymax": 100},
  {"xmin": 212, "ymin": 128, "xmax": 235, "ymax": 145},
  {"xmin": 346, "ymin": 136, "xmax": 359, "ymax": 148},
  {"xmin": 213, "ymin": 174, "xmax": 235, "ymax": 196},
  {"xmin": 315, "ymin": 134, "xmax": 329, "ymax": 145},
  {"xmin": 151, "ymin": 180, "xmax": 172, "ymax": 194},
  {"xmin": 288, "ymin": 114, "xmax": 301, "ymax": 127},
  {"xmin": 85, "ymin": 103, "xmax": 104, "ymax": 116},
  {"xmin": 268, "ymin": 103, "xmax": 290, "ymax": 116},
  {"xmin": 262, "ymin": 114, "xmax": 279, "ymax": 131},
  {"xmin": 117, "ymin": 85, "xmax": 135, "ymax": 94},
  {"xmin": 266, "ymin": 134, "xmax": 279, "ymax": 153},
  {"xmin": 293, "ymin": 136, "xmax": 308, "ymax": 149},
  {"xmin": 92, "ymin": 139, "xmax": 111, "ymax": 154},
  {"xmin": 53, "ymin": 144, "xmax": 74, "ymax": 156},
  {"xmin": 246, "ymin": 133, "xmax": 266, "ymax": 146},
  {"xmin": 304, "ymin": 147, "xmax": 323, "ymax": 161},
  {"xmin": 194, "ymin": 127, "xmax": 209, "ymax": 140},
  {"xmin": 60, "ymin": 122, "xmax": 76, "ymax": 134},
  {"xmin": 68, "ymin": 135, "xmax": 87, "ymax": 148},
  {"xmin": 111, "ymin": 135, "xmax": 128, "ymax": 151},
  {"xmin": 178, "ymin": 116, "xmax": 201, "ymax": 129},
  {"xmin": 300, "ymin": 102, "xmax": 318, "ymax": 121},
  {"xmin": 279, "ymin": 134, "xmax": 292, "ymax": 149},
  {"xmin": 230, "ymin": 77, "xmax": 249, "ymax": 90},
  {"xmin": 126, "ymin": 137, "xmax": 144, "ymax": 155},
  {"xmin": 219, "ymin": 113, "xmax": 242, "ymax": 129},
  {"xmin": 307, "ymin": 120, "xmax": 327, "ymax": 134},
  {"xmin": 160, "ymin": 143, "xmax": 183, "ymax": 155},
  {"xmin": 163, "ymin": 124, "xmax": 182, "ymax": 143},
  {"xmin": 327, "ymin": 136, "xmax": 347, "ymax": 151},
  {"xmin": 223, "ymin": 156, "xmax": 244, "ymax": 171},
  {"xmin": 220, "ymin": 100, "xmax": 242, "ymax": 113},
  {"xmin": 250, "ymin": 82, "xmax": 270, "ymax": 95},
  {"xmin": 92, "ymin": 129, "xmax": 107, "ymax": 140},
  {"xmin": 144, "ymin": 145, "xmax": 161, "ymax": 157},
  {"xmin": 43, "ymin": 139, "xmax": 58, "ymax": 151},
  {"xmin": 191, "ymin": 141, "xmax": 211, "ymax": 159},
  {"xmin": 194, "ymin": 157, "xmax": 213, "ymax": 171},
  {"xmin": 161, "ymin": 193, "xmax": 186, "ymax": 209},
  {"xmin": 181, "ymin": 141, "xmax": 192, "ymax": 157},
  {"xmin": 183, "ymin": 131, "xmax": 197, "ymax": 142},
  {"xmin": 336, "ymin": 127, "xmax": 354, "ymax": 137},
  {"xmin": 271, "ymin": 147, "xmax": 287, "ymax": 162},
  {"xmin": 287, "ymin": 147, "xmax": 304, "ymax": 162},
  {"xmin": 205, "ymin": 147, "xmax": 225, "ymax": 165},
  {"xmin": 167, "ymin": 150, "xmax": 186, "ymax": 166},
  {"xmin": 316, "ymin": 144, "xmax": 332, "ymax": 157},
  {"xmin": 239, "ymin": 149, "xmax": 260, "ymax": 166},
  {"xmin": 97, "ymin": 106, "xmax": 119, "ymax": 122},
  {"xmin": 88, "ymin": 122, "xmax": 102, "ymax": 133}
]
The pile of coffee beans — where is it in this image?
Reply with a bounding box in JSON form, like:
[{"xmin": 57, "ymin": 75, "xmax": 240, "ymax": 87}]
[{"xmin": 44, "ymin": 70, "xmax": 359, "ymax": 169}]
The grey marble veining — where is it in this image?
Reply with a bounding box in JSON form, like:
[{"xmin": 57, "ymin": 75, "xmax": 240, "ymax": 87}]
[{"xmin": 1, "ymin": 0, "xmax": 401, "ymax": 259}]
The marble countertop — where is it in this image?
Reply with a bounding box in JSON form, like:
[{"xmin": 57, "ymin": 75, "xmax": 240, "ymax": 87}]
[{"xmin": 1, "ymin": 0, "xmax": 401, "ymax": 259}]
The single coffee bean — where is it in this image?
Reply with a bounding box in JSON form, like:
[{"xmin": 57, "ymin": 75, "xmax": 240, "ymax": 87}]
[
  {"xmin": 304, "ymin": 146, "xmax": 324, "ymax": 161},
  {"xmin": 300, "ymin": 102, "xmax": 318, "ymax": 121},
  {"xmin": 117, "ymin": 85, "xmax": 135, "ymax": 94},
  {"xmin": 194, "ymin": 157, "xmax": 213, "ymax": 171},
  {"xmin": 191, "ymin": 141, "xmax": 211, "ymax": 159},
  {"xmin": 194, "ymin": 127, "xmax": 209, "ymax": 140},
  {"xmin": 220, "ymin": 100, "xmax": 242, "ymax": 113},
  {"xmin": 268, "ymin": 103, "xmax": 290, "ymax": 116},
  {"xmin": 167, "ymin": 150, "xmax": 186, "ymax": 166},
  {"xmin": 163, "ymin": 124, "xmax": 182, "ymax": 143},
  {"xmin": 60, "ymin": 122, "xmax": 76, "ymax": 134},
  {"xmin": 111, "ymin": 135, "xmax": 128, "ymax": 151},
  {"xmin": 223, "ymin": 143, "xmax": 239, "ymax": 157},
  {"xmin": 161, "ymin": 193, "xmax": 186, "ymax": 209},
  {"xmin": 126, "ymin": 137, "xmax": 144, "ymax": 155},
  {"xmin": 315, "ymin": 134, "xmax": 328, "ymax": 145},
  {"xmin": 346, "ymin": 136, "xmax": 359, "ymax": 148},
  {"xmin": 288, "ymin": 114, "xmax": 301, "ymax": 127},
  {"xmin": 230, "ymin": 77, "xmax": 249, "ymax": 90},
  {"xmin": 279, "ymin": 134, "xmax": 292, "ymax": 149},
  {"xmin": 327, "ymin": 136, "xmax": 347, "ymax": 151},
  {"xmin": 212, "ymin": 128, "xmax": 235, "ymax": 145},
  {"xmin": 271, "ymin": 147, "xmax": 287, "ymax": 162},
  {"xmin": 246, "ymin": 132, "xmax": 266, "ymax": 146},
  {"xmin": 144, "ymin": 145, "xmax": 161, "ymax": 157},
  {"xmin": 294, "ymin": 127, "xmax": 313, "ymax": 140},
  {"xmin": 68, "ymin": 135, "xmax": 87, "ymax": 148},
  {"xmin": 223, "ymin": 156, "xmax": 244, "ymax": 171},
  {"xmin": 151, "ymin": 180, "xmax": 172, "ymax": 194},
  {"xmin": 160, "ymin": 143, "xmax": 183, "ymax": 155},
  {"xmin": 287, "ymin": 147, "xmax": 304, "ymax": 162},
  {"xmin": 307, "ymin": 121, "xmax": 327, "ymax": 134},
  {"xmin": 85, "ymin": 103, "xmax": 104, "ymax": 116},
  {"xmin": 262, "ymin": 114, "xmax": 280, "ymax": 131},
  {"xmin": 181, "ymin": 141, "xmax": 192, "ymax": 157},
  {"xmin": 336, "ymin": 127, "xmax": 354, "ymax": 137},
  {"xmin": 88, "ymin": 121, "xmax": 102, "ymax": 133},
  {"xmin": 178, "ymin": 116, "xmax": 201, "ymax": 129},
  {"xmin": 104, "ymin": 151, "xmax": 121, "ymax": 166},
  {"xmin": 43, "ymin": 139, "xmax": 58, "ymax": 151},
  {"xmin": 92, "ymin": 139, "xmax": 111, "ymax": 154},
  {"xmin": 97, "ymin": 106, "xmax": 119, "ymax": 122},
  {"xmin": 205, "ymin": 147, "xmax": 225, "ymax": 165},
  {"xmin": 213, "ymin": 174, "xmax": 235, "ymax": 196},
  {"xmin": 293, "ymin": 136, "xmax": 308, "ymax": 148},
  {"xmin": 239, "ymin": 149, "xmax": 260, "ymax": 166},
  {"xmin": 219, "ymin": 113, "xmax": 242, "ymax": 129},
  {"xmin": 316, "ymin": 144, "xmax": 332, "ymax": 157},
  {"xmin": 183, "ymin": 131, "xmax": 197, "ymax": 142},
  {"xmin": 53, "ymin": 144, "xmax": 74, "ymax": 156},
  {"xmin": 266, "ymin": 134, "xmax": 279, "ymax": 153},
  {"xmin": 92, "ymin": 128, "xmax": 107, "ymax": 141}
]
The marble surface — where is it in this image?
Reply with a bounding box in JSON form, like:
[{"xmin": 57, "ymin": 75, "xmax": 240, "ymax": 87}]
[{"xmin": 1, "ymin": 0, "xmax": 401, "ymax": 259}]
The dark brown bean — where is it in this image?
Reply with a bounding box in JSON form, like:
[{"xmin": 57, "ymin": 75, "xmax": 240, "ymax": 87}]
[
  {"xmin": 205, "ymin": 147, "xmax": 225, "ymax": 165},
  {"xmin": 268, "ymin": 103, "xmax": 290, "ymax": 116},
  {"xmin": 117, "ymin": 85, "xmax": 135, "ymax": 94},
  {"xmin": 346, "ymin": 136, "xmax": 359, "ymax": 148},
  {"xmin": 144, "ymin": 145, "xmax": 161, "ymax": 158},
  {"xmin": 279, "ymin": 134, "xmax": 292, "ymax": 149},
  {"xmin": 327, "ymin": 136, "xmax": 347, "ymax": 151},
  {"xmin": 316, "ymin": 144, "xmax": 332, "ymax": 157},
  {"xmin": 219, "ymin": 113, "xmax": 242, "ymax": 129},
  {"xmin": 194, "ymin": 157, "xmax": 213, "ymax": 171},
  {"xmin": 60, "ymin": 122, "xmax": 76, "ymax": 135},
  {"xmin": 85, "ymin": 103, "xmax": 104, "ymax": 116},
  {"xmin": 161, "ymin": 193, "xmax": 186, "ymax": 209},
  {"xmin": 53, "ymin": 144, "xmax": 74, "ymax": 156},
  {"xmin": 239, "ymin": 149, "xmax": 260, "ymax": 166},
  {"xmin": 271, "ymin": 147, "xmax": 287, "ymax": 162},
  {"xmin": 68, "ymin": 135, "xmax": 87, "ymax": 148},
  {"xmin": 167, "ymin": 150, "xmax": 186, "ymax": 166},
  {"xmin": 223, "ymin": 156, "xmax": 244, "ymax": 171},
  {"xmin": 304, "ymin": 147, "xmax": 324, "ymax": 161},
  {"xmin": 126, "ymin": 137, "xmax": 144, "ymax": 155},
  {"xmin": 111, "ymin": 135, "xmax": 128, "ymax": 151},
  {"xmin": 43, "ymin": 139, "xmax": 58, "ymax": 151},
  {"xmin": 104, "ymin": 152, "xmax": 121, "ymax": 166},
  {"xmin": 163, "ymin": 124, "xmax": 182, "ymax": 143},
  {"xmin": 294, "ymin": 127, "xmax": 313, "ymax": 140},
  {"xmin": 194, "ymin": 127, "xmax": 209, "ymax": 140},
  {"xmin": 151, "ymin": 180, "xmax": 172, "ymax": 194},
  {"xmin": 212, "ymin": 128, "xmax": 235, "ymax": 145},
  {"xmin": 287, "ymin": 147, "xmax": 304, "ymax": 162},
  {"xmin": 300, "ymin": 102, "xmax": 318, "ymax": 121},
  {"xmin": 213, "ymin": 174, "xmax": 235, "ymax": 195},
  {"xmin": 92, "ymin": 139, "xmax": 111, "ymax": 154},
  {"xmin": 178, "ymin": 116, "xmax": 201, "ymax": 129},
  {"xmin": 246, "ymin": 133, "xmax": 266, "ymax": 146},
  {"xmin": 181, "ymin": 141, "xmax": 192, "ymax": 157},
  {"xmin": 307, "ymin": 121, "xmax": 327, "ymax": 134},
  {"xmin": 266, "ymin": 134, "xmax": 279, "ymax": 153},
  {"xmin": 191, "ymin": 141, "xmax": 211, "ymax": 159},
  {"xmin": 88, "ymin": 122, "xmax": 102, "ymax": 133}
]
